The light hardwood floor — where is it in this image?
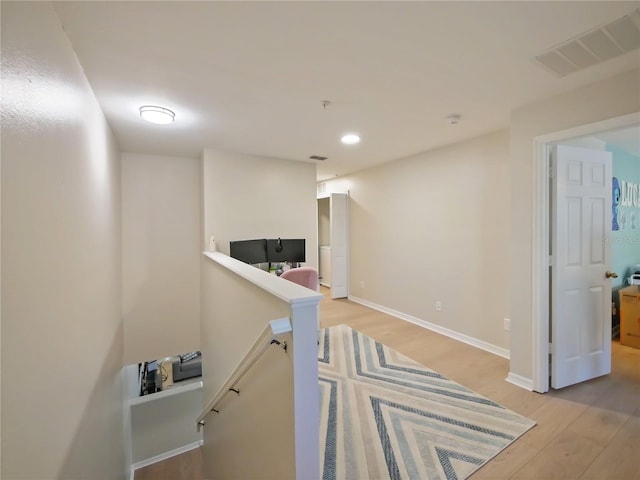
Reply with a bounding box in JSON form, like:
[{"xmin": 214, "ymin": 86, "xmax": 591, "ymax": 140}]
[{"xmin": 135, "ymin": 287, "xmax": 640, "ymax": 479}]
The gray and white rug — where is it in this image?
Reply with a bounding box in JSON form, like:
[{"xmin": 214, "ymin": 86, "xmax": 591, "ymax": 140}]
[{"xmin": 318, "ymin": 325, "xmax": 535, "ymax": 480}]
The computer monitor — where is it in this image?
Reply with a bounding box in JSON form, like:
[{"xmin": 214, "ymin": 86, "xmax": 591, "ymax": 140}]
[
  {"xmin": 229, "ymin": 239, "xmax": 268, "ymax": 265},
  {"xmin": 267, "ymin": 238, "xmax": 306, "ymax": 263}
]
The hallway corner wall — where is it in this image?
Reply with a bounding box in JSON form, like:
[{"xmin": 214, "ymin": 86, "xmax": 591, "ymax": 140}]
[{"xmin": 1, "ymin": 3, "xmax": 125, "ymax": 478}]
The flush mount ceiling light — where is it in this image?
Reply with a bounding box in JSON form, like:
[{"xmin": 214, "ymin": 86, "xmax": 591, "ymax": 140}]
[
  {"xmin": 139, "ymin": 105, "xmax": 175, "ymax": 125},
  {"xmin": 341, "ymin": 133, "xmax": 361, "ymax": 145}
]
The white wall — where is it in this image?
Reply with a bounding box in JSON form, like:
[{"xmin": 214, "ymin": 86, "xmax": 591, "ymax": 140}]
[
  {"xmin": 509, "ymin": 68, "xmax": 640, "ymax": 380},
  {"xmin": 202, "ymin": 148, "xmax": 318, "ymax": 267},
  {"xmin": 121, "ymin": 153, "xmax": 201, "ymax": 365},
  {"xmin": 323, "ymin": 130, "xmax": 511, "ymax": 351},
  {"xmin": 130, "ymin": 387, "xmax": 203, "ymax": 463},
  {"xmin": 1, "ymin": 3, "xmax": 124, "ymax": 478}
]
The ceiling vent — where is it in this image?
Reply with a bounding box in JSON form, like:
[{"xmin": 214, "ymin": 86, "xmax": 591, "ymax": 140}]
[
  {"xmin": 309, "ymin": 155, "xmax": 328, "ymax": 161},
  {"xmin": 535, "ymin": 9, "xmax": 640, "ymax": 77}
]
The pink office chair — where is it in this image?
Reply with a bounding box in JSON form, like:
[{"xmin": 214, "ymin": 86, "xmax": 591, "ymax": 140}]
[{"xmin": 280, "ymin": 266, "xmax": 319, "ymax": 291}]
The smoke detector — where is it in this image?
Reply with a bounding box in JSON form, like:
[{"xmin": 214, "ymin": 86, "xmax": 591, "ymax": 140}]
[{"xmin": 446, "ymin": 114, "xmax": 461, "ymax": 125}]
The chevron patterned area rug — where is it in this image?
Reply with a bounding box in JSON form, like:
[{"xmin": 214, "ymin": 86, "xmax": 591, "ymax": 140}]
[{"xmin": 318, "ymin": 325, "xmax": 535, "ymax": 480}]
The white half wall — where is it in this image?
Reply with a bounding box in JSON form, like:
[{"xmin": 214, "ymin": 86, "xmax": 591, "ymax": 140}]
[
  {"xmin": 202, "ymin": 148, "xmax": 318, "ymax": 268},
  {"xmin": 121, "ymin": 153, "xmax": 201, "ymax": 365},
  {"xmin": 200, "ymin": 257, "xmax": 294, "ymax": 479},
  {"xmin": 322, "ymin": 130, "xmax": 511, "ymax": 351},
  {"xmin": 1, "ymin": 3, "xmax": 124, "ymax": 478},
  {"xmin": 130, "ymin": 386, "xmax": 203, "ymax": 464}
]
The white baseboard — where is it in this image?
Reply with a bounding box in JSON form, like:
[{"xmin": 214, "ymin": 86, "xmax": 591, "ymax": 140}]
[
  {"xmin": 505, "ymin": 372, "xmax": 534, "ymax": 391},
  {"xmin": 347, "ymin": 294, "xmax": 510, "ymax": 359},
  {"xmin": 130, "ymin": 440, "xmax": 203, "ymax": 479}
]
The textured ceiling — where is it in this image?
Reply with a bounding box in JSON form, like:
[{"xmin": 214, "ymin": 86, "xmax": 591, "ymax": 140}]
[{"xmin": 54, "ymin": 1, "xmax": 640, "ymax": 180}]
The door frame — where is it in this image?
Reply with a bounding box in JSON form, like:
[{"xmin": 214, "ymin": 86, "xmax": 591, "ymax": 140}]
[
  {"xmin": 316, "ymin": 190, "xmax": 350, "ymax": 299},
  {"xmin": 531, "ymin": 112, "xmax": 640, "ymax": 393}
]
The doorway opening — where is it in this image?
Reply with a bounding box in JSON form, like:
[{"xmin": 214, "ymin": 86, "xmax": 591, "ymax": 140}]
[
  {"xmin": 531, "ymin": 113, "xmax": 640, "ymax": 393},
  {"xmin": 316, "ymin": 192, "xmax": 349, "ymax": 299}
]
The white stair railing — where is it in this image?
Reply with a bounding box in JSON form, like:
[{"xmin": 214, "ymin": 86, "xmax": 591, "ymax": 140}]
[
  {"xmin": 201, "ymin": 251, "xmax": 321, "ymax": 479},
  {"xmin": 196, "ymin": 317, "xmax": 292, "ymax": 430}
]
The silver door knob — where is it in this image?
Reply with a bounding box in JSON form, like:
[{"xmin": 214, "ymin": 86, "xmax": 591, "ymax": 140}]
[{"xmin": 605, "ymin": 271, "xmax": 618, "ymax": 279}]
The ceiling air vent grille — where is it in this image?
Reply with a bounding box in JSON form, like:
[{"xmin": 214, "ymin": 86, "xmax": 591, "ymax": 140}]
[
  {"xmin": 309, "ymin": 155, "xmax": 327, "ymax": 161},
  {"xmin": 535, "ymin": 9, "xmax": 640, "ymax": 77}
]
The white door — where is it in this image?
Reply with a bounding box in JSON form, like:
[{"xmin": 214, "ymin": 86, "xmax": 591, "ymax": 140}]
[
  {"xmin": 551, "ymin": 144, "xmax": 613, "ymax": 389},
  {"xmin": 330, "ymin": 193, "xmax": 348, "ymax": 299}
]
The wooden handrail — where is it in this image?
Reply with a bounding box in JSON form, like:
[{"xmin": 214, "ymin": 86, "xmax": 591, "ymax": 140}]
[{"xmin": 196, "ymin": 317, "xmax": 292, "ymax": 430}]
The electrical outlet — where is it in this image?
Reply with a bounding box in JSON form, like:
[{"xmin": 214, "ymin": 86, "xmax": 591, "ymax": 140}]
[
  {"xmin": 435, "ymin": 301, "xmax": 442, "ymax": 312},
  {"xmin": 504, "ymin": 318, "xmax": 511, "ymax": 331},
  {"xmin": 360, "ymin": 280, "xmax": 365, "ymax": 289}
]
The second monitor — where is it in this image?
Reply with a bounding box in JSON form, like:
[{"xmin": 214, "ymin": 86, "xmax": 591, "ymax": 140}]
[
  {"xmin": 229, "ymin": 238, "xmax": 268, "ymax": 265},
  {"xmin": 267, "ymin": 238, "xmax": 305, "ymax": 263}
]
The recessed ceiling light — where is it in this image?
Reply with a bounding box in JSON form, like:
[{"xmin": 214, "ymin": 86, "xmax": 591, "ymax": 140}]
[
  {"xmin": 139, "ymin": 105, "xmax": 175, "ymax": 125},
  {"xmin": 341, "ymin": 133, "xmax": 360, "ymax": 145}
]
